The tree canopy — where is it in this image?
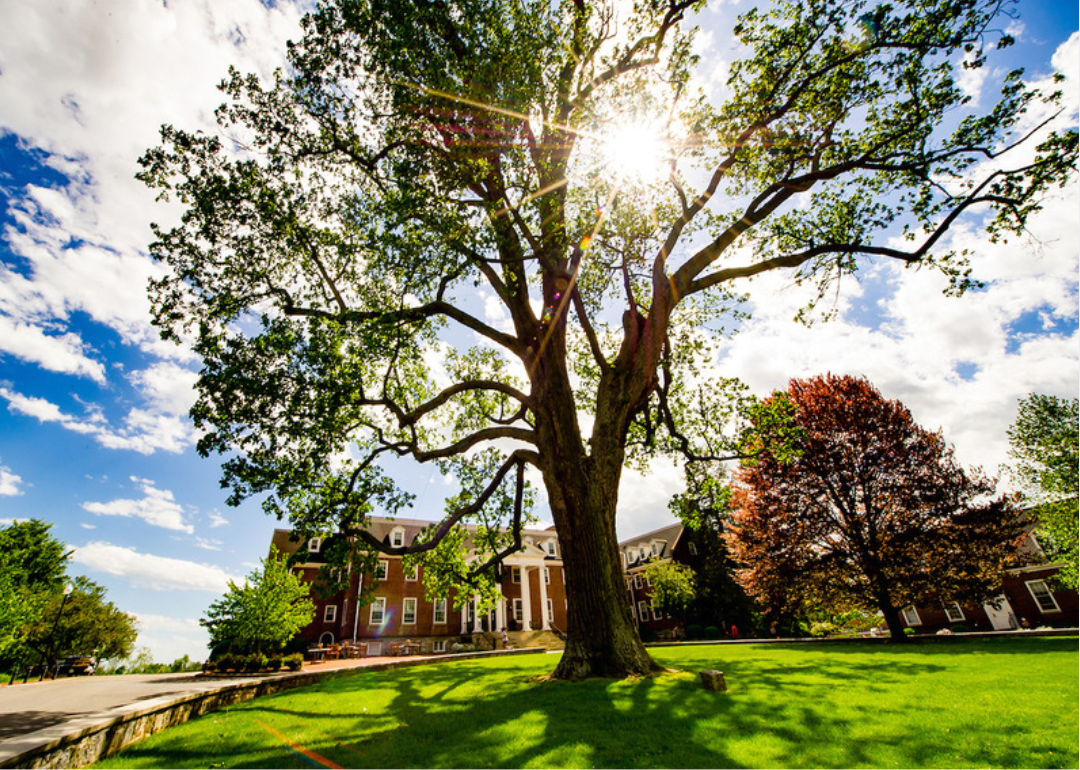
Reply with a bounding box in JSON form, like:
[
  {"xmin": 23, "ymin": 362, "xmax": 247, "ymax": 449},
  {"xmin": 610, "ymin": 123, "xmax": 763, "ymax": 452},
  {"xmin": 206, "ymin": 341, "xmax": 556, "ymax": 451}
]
[
  {"xmin": 0, "ymin": 520, "xmax": 137, "ymax": 671},
  {"xmin": 1007, "ymin": 394, "xmax": 1079, "ymax": 589},
  {"xmin": 727, "ymin": 374, "xmax": 1025, "ymax": 640},
  {"xmin": 139, "ymin": 0, "xmax": 1076, "ymax": 678},
  {"xmin": 201, "ymin": 546, "xmax": 316, "ymax": 656}
]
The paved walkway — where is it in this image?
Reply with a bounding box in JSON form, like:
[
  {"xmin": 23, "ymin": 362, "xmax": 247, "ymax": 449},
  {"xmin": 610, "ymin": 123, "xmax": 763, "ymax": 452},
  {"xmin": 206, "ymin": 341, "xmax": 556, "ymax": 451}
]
[{"xmin": 0, "ymin": 655, "xmax": 417, "ymax": 744}]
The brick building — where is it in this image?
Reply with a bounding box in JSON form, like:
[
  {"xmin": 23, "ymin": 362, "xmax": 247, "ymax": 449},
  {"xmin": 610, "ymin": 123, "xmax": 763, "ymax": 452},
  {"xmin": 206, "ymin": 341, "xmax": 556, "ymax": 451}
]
[
  {"xmin": 271, "ymin": 517, "xmax": 567, "ymax": 654},
  {"xmin": 900, "ymin": 530, "xmax": 1078, "ymax": 633},
  {"xmin": 619, "ymin": 522, "xmax": 698, "ymax": 639}
]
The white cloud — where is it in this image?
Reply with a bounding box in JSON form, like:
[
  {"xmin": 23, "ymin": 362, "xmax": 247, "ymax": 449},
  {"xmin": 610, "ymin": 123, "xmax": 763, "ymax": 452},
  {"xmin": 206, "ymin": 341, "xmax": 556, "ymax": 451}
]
[
  {"xmin": 0, "ymin": 315, "xmax": 106, "ymax": 382},
  {"xmin": 0, "ymin": 460, "xmax": 24, "ymax": 496},
  {"xmin": 132, "ymin": 612, "xmax": 211, "ymax": 663},
  {"xmin": 71, "ymin": 541, "xmax": 239, "ymax": 592},
  {"xmin": 207, "ymin": 510, "xmax": 230, "ymax": 529},
  {"xmin": 82, "ymin": 477, "xmax": 193, "ymax": 533},
  {"xmin": 0, "ymin": 386, "xmax": 198, "ymax": 454}
]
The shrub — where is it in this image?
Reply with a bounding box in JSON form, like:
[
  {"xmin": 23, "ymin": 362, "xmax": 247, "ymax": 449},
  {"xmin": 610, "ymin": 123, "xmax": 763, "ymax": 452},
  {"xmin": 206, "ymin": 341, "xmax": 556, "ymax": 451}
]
[
  {"xmin": 244, "ymin": 653, "xmax": 268, "ymax": 673},
  {"xmin": 950, "ymin": 624, "xmax": 970, "ymax": 634},
  {"xmin": 686, "ymin": 624, "xmax": 704, "ymax": 640},
  {"xmin": 704, "ymin": 626, "xmax": 721, "ymax": 640},
  {"xmin": 284, "ymin": 653, "xmax": 304, "ymax": 671},
  {"xmin": 217, "ymin": 653, "xmax": 239, "ymax": 672},
  {"xmin": 266, "ymin": 654, "xmax": 283, "ymax": 671}
]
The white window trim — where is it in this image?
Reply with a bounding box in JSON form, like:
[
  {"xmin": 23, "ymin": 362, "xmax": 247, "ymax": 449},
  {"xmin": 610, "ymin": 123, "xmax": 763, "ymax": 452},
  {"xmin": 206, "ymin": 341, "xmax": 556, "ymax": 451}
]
[
  {"xmin": 637, "ymin": 600, "xmax": 649, "ymax": 622},
  {"xmin": 512, "ymin": 567, "xmax": 521, "ymax": 584},
  {"xmin": 688, "ymin": 541, "xmax": 698, "ymax": 556},
  {"xmin": 433, "ymin": 640, "xmax": 447, "ymax": 652},
  {"xmin": 943, "ymin": 602, "xmax": 965, "ymax": 623},
  {"xmin": 546, "ymin": 598, "xmax": 554, "ymax": 623},
  {"xmin": 390, "ymin": 528, "xmax": 405, "ymax": 548},
  {"xmin": 375, "ymin": 560, "xmax": 389, "ymax": 580},
  {"xmin": 543, "ymin": 567, "xmax": 550, "ymax": 584},
  {"xmin": 1025, "ymin": 579, "xmax": 1061, "ymax": 613},
  {"xmin": 901, "ymin": 605, "xmax": 921, "ymax": 626},
  {"xmin": 369, "ymin": 597, "xmax": 386, "ymax": 625},
  {"xmin": 651, "ymin": 602, "xmax": 662, "ymax": 621},
  {"xmin": 513, "ymin": 598, "xmax": 523, "ymax": 622},
  {"xmin": 546, "ymin": 540, "xmax": 557, "ymax": 556},
  {"xmin": 308, "ymin": 537, "xmax": 322, "ymax": 553},
  {"xmin": 433, "ymin": 598, "xmax": 447, "ymax": 625},
  {"xmin": 402, "ymin": 597, "xmax": 417, "ymax": 625},
  {"xmin": 405, "ymin": 563, "xmax": 418, "ymax": 581},
  {"xmin": 323, "ymin": 604, "xmax": 337, "ymax": 623},
  {"xmin": 633, "ymin": 574, "xmax": 643, "ymax": 589}
]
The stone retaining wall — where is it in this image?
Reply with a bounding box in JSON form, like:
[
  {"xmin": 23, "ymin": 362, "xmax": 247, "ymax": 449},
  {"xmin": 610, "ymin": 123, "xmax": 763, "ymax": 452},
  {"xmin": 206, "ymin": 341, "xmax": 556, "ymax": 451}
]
[{"xmin": 0, "ymin": 648, "xmax": 545, "ymax": 770}]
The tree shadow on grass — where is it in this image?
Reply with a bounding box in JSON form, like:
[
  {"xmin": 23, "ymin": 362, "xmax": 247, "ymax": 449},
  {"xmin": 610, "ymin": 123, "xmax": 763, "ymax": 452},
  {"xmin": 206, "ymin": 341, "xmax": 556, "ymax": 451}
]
[{"xmin": 96, "ymin": 644, "xmax": 1078, "ymax": 769}]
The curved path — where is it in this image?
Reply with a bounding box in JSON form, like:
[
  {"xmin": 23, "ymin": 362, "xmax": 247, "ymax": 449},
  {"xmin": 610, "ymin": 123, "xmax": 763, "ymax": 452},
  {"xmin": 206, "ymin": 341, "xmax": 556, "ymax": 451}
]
[{"xmin": 0, "ymin": 655, "xmax": 422, "ymax": 763}]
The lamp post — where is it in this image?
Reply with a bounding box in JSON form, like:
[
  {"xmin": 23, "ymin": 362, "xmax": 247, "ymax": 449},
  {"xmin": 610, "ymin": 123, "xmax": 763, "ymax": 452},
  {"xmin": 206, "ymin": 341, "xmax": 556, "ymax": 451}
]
[{"xmin": 46, "ymin": 583, "xmax": 73, "ymax": 680}]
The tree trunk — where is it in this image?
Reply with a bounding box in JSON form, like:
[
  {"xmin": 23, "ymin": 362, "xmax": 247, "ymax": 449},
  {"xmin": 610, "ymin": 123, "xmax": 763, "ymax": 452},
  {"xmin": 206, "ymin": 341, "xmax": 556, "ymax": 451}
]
[
  {"xmin": 878, "ymin": 600, "xmax": 909, "ymax": 642},
  {"xmin": 546, "ymin": 465, "xmax": 661, "ymax": 680}
]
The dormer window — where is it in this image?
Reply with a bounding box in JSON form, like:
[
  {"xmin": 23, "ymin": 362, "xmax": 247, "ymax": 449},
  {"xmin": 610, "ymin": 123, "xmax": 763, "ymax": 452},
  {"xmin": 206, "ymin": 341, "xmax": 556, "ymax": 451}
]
[
  {"xmin": 639, "ymin": 547, "xmax": 647, "ymax": 561},
  {"xmin": 650, "ymin": 541, "xmax": 665, "ymax": 557},
  {"xmin": 390, "ymin": 527, "xmax": 405, "ymax": 548},
  {"xmin": 308, "ymin": 537, "xmax": 323, "ymax": 553},
  {"xmin": 546, "ymin": 540, "xmax": 557, "ymax": 557}
]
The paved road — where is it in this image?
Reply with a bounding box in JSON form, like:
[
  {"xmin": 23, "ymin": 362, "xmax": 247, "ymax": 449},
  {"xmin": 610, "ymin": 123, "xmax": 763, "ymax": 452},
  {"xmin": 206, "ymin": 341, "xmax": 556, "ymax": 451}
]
[
  {"xmin": 0, "ymin": 655, "xmax": 422, "ymax": 746},
  {"xmin": 0, "ymin": 671, "xmax": 260, "ymax": 741}
]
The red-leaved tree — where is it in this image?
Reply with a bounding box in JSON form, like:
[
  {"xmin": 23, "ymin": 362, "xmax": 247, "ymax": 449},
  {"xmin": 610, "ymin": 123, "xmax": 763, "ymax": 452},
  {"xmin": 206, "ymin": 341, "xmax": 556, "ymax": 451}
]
[{"xmin": 727, "ymin": 374, "xmax": 1023, "ymax": 640}]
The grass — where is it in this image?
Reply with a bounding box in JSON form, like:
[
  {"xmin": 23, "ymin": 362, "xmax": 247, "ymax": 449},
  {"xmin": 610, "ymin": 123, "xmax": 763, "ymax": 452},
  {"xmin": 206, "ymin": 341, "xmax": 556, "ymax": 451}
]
[{"xmin": 94, "ymin": 636, "xmax": 1078, "ymax": 769}]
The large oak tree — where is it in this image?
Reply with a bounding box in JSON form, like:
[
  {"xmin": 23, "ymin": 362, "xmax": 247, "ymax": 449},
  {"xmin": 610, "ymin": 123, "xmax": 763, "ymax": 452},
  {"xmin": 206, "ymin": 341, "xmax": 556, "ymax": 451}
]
[
  {"xmin": 139, "ymin": 0, "xmax": 1076, "ymax": 677},
  {"xmin": 727, "ymin": 374, "xmax": 1025, "ymax": 640}
]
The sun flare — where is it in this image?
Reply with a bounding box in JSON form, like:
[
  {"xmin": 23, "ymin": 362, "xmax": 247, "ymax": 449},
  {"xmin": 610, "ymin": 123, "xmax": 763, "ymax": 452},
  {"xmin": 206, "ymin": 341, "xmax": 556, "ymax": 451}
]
[{"xmin": 598, "ymin": 119, "xmax": 671, "ymax": 185}]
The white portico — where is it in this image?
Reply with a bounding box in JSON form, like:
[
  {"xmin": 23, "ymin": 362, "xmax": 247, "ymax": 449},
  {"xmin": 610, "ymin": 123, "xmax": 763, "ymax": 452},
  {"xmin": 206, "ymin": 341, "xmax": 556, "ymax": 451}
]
[{"xmin": 460, "ymin": 538, "xmax": 554, "ymax": 633}]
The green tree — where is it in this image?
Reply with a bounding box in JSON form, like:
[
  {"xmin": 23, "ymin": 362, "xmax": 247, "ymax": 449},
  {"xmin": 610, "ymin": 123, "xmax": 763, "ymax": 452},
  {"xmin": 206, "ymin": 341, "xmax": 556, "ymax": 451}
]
[
  {"xmin": 139, "ymin": 0, "xmax": 1076, "ymax": 678},
  {"xmin": 728, "ymin": 374, "xmax": 1025, "ymax": 641},
  {"xmin": 671, "ymin": 470, "xmax": 769, "ymax": 637},
  {"xmin": 201, "ymin": 547, "xmax": 315, "ymax": 656},
  {"xmin": 0, "ymin": 520, "xmax": 71, "ymax": 670},
  {"xmin": 642, "ymin": 561, "xmax": 695, "ymax": 619},
  {"xmin": 19, "ymin": 577, "xmax": 139, "ymax": 670},
  {"xmin": 1008, "ymin": 394, "xmax": 1079, "ymax": 589}
]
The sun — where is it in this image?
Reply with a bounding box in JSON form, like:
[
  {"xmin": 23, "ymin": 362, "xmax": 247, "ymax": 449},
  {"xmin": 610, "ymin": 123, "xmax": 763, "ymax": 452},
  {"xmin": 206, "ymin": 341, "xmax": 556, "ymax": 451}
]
[{"xmin": 597, "ymin": 119, "xmax": 672, "ymax": 185}]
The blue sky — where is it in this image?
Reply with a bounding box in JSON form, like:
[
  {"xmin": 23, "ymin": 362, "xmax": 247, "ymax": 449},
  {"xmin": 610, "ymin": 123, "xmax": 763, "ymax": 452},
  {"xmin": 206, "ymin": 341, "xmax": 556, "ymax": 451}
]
[{"xmin": 0, "ymin": 0, "xmax": 1076, "ymax": 664}]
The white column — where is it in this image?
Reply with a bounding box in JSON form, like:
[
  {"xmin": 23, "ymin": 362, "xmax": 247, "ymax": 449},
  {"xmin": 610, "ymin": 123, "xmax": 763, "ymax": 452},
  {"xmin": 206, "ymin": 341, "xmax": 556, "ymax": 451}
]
[
  {"xmin": 538, "ymin": 566, "xmax": 550, "ymax": 630},
  {"xmin": 472, "ymin": 595, "xmax": 482, "ymax": 632},
  {"xmin": 460, "ymin": 600, "xmax": 468, "ymax": 634},
  {"xmin": 496, "ymin": 592, "xmax": 506, "ymax": 631},
  {"xmin": 520, "ymin": 567, "xmax": 533, "ymax": 631}
]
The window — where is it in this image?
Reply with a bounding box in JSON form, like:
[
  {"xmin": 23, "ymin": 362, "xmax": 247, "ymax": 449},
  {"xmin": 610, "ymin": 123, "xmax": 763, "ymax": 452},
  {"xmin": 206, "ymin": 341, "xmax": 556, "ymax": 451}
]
[
  {"xmin": 319, "ymin": 632, "xmax": 334, "ymax": 645},
  {"xmin": 633, "ymin": 574, "xmax": 643, "ymax": 589},
  {"xmin": 375, "ymin": 560, "xmax": 389, "ymax": 580},
  {"xmin": 433, "ymin": 598, "xmax": 447, "ymax": 624},
  {"xmin": 543, "ymin": 567, "xmax": 550, "ymax": 584},
  {"xmin": 402, "ymin": 598, "xmax": 417, "ymax": 625},
  {"xmin": 651, "ymin": 542, "xmax": 661, "ymax": 556},
  {"xmin": 637, "ymin": 601, "xmax": 649, "ymax": 622},
  {"xmin": 688, "ymin": 541, "xmax": 698, "ymax": 556},
  {"xmin": 405, "ymin": 563, "xmax": 418, "ymax": 581},
  {"xmin": 512, "ymin": 567, "xmax": 521, "ymax": 583},
  {"xmin": 651, "ymin": 602, "xmax": 662, "ymax": 621},
  {"xmin": 323, "ymin": 604, "xmax": 337, "ymax": 623},
  {"xmin": 433, "ymin": 640, "xmax": 446, "ymax": 653},
  {"xmin": 391, "ymin": 528, "xmax": 404, "ymax": 548},
  {"xmin": 546, "ymin": 540, "xmax": 557, "ymax": 557},
  {"xmin": 513, "ymin": 598, "xmax": 523, "ymax": 622},
  {"xmin": 943, "ymin": 602, "xmax": 965, "ymax": 623},
  {"xmin": 546, "ymin": 598, "xmax": 554, "ymax": 623},
  {"xmin": 644, "ymin": 575, "xmax": 652, "ymax": 587},
  {"xmin": 369, "ymin": 597, "xmax": 386, "ymax": 625},
  {"xmin": 1026, "ymin": 580, "xmax": 1061, "ymax": 613},
  {"xmin": 901, "ymin": 605, "xmax": 921, "ymax": 626},
  {"xmin": 639, "ymin": 547, "xmax": 647, "ymax": 561},
  {"xmin": 307, "ymin": 537, "xmax": 322, "ymax": 553}
]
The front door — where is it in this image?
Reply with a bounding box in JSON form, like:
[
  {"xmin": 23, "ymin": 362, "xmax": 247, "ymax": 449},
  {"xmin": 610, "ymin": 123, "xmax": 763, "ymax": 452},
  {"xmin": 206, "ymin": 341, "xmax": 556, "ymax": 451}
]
[{"xmin": 982, "ymin": 595, "xmax": 1017, "ymax": 630}]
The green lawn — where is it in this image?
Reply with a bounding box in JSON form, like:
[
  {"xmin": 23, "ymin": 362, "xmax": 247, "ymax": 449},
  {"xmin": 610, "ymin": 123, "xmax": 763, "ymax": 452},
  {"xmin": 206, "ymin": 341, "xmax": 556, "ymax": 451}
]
[{"xmin": 95, "ymin": 636, "xmax": 1078, "ymax": 769}]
